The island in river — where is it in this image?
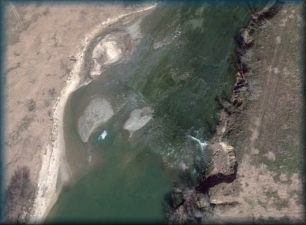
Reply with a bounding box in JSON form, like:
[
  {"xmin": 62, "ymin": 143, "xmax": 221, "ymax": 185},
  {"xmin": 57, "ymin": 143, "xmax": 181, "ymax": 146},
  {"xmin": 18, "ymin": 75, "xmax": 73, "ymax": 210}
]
[{"xmin": 3, "ymin": 0, "xmax": 304, "ymax": 224}]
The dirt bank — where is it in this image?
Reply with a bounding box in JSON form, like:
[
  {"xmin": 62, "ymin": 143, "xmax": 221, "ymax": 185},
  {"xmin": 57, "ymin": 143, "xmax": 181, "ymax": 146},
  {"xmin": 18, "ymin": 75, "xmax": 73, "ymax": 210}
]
[
  {"xmin": 5, "ymin": 3, "xmax": 156, "ymax": 223},
  {"xmin": 208, "ymin": 1, "xmax": 304, "ymax": 223},
  {"xmin": 167, "ymin": 1, "xmax": 304, "ymax": 223}
]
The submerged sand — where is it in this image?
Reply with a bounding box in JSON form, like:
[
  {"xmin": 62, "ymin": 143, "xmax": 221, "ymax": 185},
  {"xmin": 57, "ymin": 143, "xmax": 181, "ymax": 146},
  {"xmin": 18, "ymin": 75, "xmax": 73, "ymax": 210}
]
[
  {"xmin": 29, "ymin": 5, "xmax": 156, "ymax": 223},
  {"xmin": 78, "ymin": 97, "xmax": 114, "ymax": 142}
]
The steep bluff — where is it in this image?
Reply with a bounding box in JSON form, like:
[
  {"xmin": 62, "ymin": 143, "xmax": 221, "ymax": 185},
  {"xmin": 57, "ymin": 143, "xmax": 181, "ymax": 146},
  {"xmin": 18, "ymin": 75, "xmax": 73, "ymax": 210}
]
[{"xmin": 166, "ymin": 1, "xmax": 284, "ymax": 223}]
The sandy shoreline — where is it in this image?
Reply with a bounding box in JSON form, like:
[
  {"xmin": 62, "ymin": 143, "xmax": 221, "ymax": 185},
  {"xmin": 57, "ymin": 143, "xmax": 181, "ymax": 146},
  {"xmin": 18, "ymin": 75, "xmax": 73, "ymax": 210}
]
[{"xmin": 29, "ymin": 4, "xmax": 157, "ymax": 223}]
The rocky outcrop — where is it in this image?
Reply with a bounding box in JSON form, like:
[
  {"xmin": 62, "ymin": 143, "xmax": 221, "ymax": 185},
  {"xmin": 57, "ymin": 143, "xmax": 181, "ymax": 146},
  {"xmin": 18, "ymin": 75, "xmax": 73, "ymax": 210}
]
[
  {"xmin": 167, "ymin": 1, "xmax": 284, "ymax": 224},
  {"xmin": 209, "ymin": 142, "xmax": 236, "ymax": 178},
  {"xmin": 199, "ymin": 142, "xmax": 237, "ymax": 192},
  {"xmin": 168, "ymin": 189, "xmax": 213, "ymax": 224},
  {"xmin": 200, "ymin": 0, "xmax": 284, "ymax": 211},
  {"xmin": 170, "ymin": 190, "xmax": 185, "ymax": 209},
  {"xmin": 195, "ymin": 108, "xmax": 237, "ymax": 192},
  {"xmin": 210, "ymin": 198, "xmax": 239, "ymax": 206},
  {"xmin": 232, "ymin": 0, "xmax": 284, "ymax": 109},
  {"xmin": 195, "ymin": 196, "xmax": 210, "ymax": 209},
  {"xmin": 201, "ymin": 0, "xmax": 284, "ymax": 192}
]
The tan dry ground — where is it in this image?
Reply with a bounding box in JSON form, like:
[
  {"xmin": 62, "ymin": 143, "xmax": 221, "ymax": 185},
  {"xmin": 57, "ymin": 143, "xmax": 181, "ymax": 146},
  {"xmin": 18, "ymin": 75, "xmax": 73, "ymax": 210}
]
[
  {"xmin": 209, "ymin": 3, "xmax": 305, "ymax": 223},
  {"xmin": 5, "ymin": 2, "xmax": 305, "ymax": 223},
  {"xmin": 6, "ymin": 2, "xmax": 143, "ymax": 184}
]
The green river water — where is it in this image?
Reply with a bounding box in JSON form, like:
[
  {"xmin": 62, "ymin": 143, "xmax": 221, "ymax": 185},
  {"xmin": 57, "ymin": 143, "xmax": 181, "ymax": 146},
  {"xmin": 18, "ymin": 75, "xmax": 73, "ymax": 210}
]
[{"xmin": 46, "ymin": 2, "xmax": 268, "ymax": 223}]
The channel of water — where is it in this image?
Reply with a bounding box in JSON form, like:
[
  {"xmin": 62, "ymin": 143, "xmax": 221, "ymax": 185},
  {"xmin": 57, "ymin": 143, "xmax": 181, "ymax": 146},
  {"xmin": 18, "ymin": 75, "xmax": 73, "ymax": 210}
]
[{"xmin": 46, "ymin": 2, "xmax": 267, "ymax": 223}]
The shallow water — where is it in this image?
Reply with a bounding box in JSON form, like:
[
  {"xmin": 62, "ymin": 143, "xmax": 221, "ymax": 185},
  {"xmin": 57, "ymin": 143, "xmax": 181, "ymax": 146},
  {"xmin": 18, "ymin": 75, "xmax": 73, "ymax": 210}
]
[
  {"xmin": 46, "ymin": 2, "xmax": 267, "ymax": 223},
  {"xmin": 46, "ymin": 129, "xmax": 176, "ymax": 223}
]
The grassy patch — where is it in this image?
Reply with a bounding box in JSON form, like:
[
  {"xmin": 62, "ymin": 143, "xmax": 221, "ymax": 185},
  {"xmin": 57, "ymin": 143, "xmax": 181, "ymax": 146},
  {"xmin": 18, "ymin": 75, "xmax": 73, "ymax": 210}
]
[
  {"xmin": 244, "ymin": 197, "xmax": 254, "ymax": 208},
  {"xmin": 265, "ymin": 188, "xmax": 289, "ymax": 211},
  {"xmin": 265, "ymin": 188, "xmax": 278, "ymax": 200},
  {"xmin": 258, "ymin": 199, "xmax": 267, "ymax": 210},
  {"xmin": 257, "ymin": 216, "xmax": 291, "ymax": 224},
  {"xmin": 262, "ymin": 141, "xmax": 301, "ymax": 176},
  {"xmin": 275, "ymin": 198, "xmax": 289, "ymax": 211}
]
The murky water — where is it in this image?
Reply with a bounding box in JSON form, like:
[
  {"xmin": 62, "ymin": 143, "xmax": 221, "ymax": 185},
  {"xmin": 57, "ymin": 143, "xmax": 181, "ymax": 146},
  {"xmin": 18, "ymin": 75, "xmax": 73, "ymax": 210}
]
[
  {"xmin": 46, "ymin": 129, "xmax": 176, "ymax": 223},
  {"xmin": 46, "ymin": 2, "xmax": 267, "ymax": 223}
]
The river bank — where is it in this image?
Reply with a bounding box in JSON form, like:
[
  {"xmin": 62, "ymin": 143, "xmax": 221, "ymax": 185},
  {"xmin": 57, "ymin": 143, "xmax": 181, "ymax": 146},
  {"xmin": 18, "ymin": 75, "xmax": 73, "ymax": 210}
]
[
  {"xmin": 220, "ymin": 1, "xmax": 304, "ymax": 221},
  {"xmin": 27, "ymin": 5, "xmax": 156, "ymax": 223},
  {"xmin": 43, "ymin": 3, "xmax": 258, "ymax": 223},
  {"xmin": 5, "ymin": 1, "xmax": 303, "ymax": 223},
  {"xmin": 5, "ymin": 4, "xmax": 150, "ymax": 223},
  {"xmin": 166, "ymin": 0, "xmax": 304, "ymax": 223}
]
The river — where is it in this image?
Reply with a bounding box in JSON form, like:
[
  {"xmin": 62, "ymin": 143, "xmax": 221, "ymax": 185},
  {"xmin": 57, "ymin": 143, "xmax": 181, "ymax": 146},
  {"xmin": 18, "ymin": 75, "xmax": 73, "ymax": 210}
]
[{"xmin": 46, "ymin": 1, "xmax": 268, "ymax": 223}]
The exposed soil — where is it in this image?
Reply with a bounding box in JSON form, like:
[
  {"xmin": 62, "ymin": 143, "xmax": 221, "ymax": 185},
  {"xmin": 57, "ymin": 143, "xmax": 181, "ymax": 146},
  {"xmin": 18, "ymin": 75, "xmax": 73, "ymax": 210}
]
[
  {"xmin": 208, "ymin": 2, "xmax": 305, "ymax": 223},
  {"xmin": 5, "ymin": 3, "xmax": 147, "ymax": 222},
  {"xmin": 5, "ymin": 2, "xmax": 139, "ymax": 183},
  {"xmin": 5, "ymin": 1, "xmax": 305, "ymax": 224}
]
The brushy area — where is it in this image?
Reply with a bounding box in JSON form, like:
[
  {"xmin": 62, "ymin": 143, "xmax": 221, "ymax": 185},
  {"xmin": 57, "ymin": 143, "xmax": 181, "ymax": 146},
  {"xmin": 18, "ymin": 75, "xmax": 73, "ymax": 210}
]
[{"xmin": 5, "ymin": 166, "xmax": 36, "ymax": 224}]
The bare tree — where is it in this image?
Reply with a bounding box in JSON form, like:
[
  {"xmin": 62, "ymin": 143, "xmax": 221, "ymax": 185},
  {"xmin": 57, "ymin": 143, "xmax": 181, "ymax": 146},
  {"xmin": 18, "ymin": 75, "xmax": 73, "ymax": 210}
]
[{"xmin": 5, "ymin": 166, "xmax": 36, "ymax": 224}]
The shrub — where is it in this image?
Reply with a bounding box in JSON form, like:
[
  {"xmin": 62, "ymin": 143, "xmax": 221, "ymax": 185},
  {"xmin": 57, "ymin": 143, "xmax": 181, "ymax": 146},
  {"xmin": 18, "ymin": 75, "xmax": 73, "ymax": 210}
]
[{"xmin": 5, "ymin": 166, "xmax": 36, "ymax": 224}]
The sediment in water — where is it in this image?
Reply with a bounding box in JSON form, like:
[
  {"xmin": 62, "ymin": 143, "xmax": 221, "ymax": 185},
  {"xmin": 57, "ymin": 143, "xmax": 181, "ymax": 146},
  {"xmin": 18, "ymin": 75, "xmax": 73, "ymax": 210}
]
[{"xmin": 29, "ymin": 5, "xmax": 157, "ymax": 223}]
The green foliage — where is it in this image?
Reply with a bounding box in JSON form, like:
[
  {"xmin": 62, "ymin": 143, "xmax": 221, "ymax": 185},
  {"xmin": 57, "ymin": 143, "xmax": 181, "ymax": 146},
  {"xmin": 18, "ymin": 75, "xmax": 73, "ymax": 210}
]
[
  {"xmin": 262, "ymin": 142, "xmax": 301, "ymax": 176},
  {"xmin": 257, "ymin": 215, "xmax": 291, "ymax": 224},
  {"xmin": 265, "ymin": 188, "xmax": 289, "ymax": 211},
  {"xmin": 258, "ymin": 200, "xmax": 267, "ymax": 210},
  {"xmin": 244, "ymin": 197, "xmax": 255, "ymax": 208}
]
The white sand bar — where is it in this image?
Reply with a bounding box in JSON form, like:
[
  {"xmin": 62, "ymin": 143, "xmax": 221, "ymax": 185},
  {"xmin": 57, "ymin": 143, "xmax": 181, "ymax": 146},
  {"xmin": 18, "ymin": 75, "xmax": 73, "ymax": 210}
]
[
  {"xmin": 78, "ymin": 98, "xmax": 114, "ymax": 142},
  {"xmin": 29, "ymin": 4, "xmax": 157, "ymax": 224},
  {"xmin": 123, "ymin": 107, "xmax": 154, "ymax": 138}
]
